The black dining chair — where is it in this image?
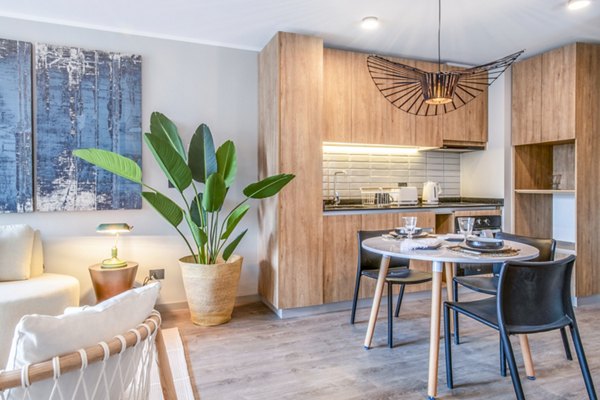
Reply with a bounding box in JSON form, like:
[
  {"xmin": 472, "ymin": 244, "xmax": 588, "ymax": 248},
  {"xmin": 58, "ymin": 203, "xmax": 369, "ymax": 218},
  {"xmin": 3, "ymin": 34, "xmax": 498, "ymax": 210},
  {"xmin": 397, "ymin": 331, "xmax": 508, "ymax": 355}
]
[
  {"xmin": 451, "ymin": 232, "xmax": 572, "ymax": 364},
  {"xmin": 444, "ymin": 255, "xmax": 597, "ymax": 400},
  {"xmin": 351, "ymin": 229, "xmax": 432, "ymax": 348}
]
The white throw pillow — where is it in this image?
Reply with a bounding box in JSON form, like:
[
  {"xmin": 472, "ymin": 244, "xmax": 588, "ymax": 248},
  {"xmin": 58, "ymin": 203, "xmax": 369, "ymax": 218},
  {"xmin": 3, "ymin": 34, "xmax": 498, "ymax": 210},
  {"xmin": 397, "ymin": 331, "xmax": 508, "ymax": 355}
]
[
  {"xmin": 0, "ymin": 224, "xmax": 34, "ymax": 282},
  {"xmin": 29, "ymin": 230, "xmax": 44, "ymax": 277},
  {"xmin": 6, "ymin": 281, "xmax": 161, "ymax": 370}
]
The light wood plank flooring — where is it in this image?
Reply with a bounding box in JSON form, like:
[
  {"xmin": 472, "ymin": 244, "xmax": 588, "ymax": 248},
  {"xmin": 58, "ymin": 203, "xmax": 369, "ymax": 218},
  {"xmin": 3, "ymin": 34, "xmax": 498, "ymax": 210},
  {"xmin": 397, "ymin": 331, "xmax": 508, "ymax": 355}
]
[{"xmin": 162, "ymin": 293, "xmax": 600, "ymax": 399}]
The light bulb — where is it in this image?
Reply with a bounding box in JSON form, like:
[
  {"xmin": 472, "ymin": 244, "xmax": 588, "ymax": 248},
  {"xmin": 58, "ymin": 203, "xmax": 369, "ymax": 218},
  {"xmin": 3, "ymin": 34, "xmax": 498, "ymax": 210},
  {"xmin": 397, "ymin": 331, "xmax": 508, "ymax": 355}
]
[
  {"xmin": 567, "ymin": 0, "xmax": 591, "ymax": 10},
  {"xmin": 361, "ymin": 16, "xmax": 380, "ymax": 30}
]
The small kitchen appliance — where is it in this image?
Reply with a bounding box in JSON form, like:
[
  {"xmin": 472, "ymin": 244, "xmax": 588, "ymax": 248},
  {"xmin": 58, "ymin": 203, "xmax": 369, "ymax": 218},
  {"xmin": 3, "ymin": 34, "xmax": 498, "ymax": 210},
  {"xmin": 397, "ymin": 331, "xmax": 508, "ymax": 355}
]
[
  {"xmin": 390, "ymin": 187, "xmax": 418, "ymax": 206},
  {"xmin": 422, "ymin": 181, "xmax": 442, "ymax": 205}
]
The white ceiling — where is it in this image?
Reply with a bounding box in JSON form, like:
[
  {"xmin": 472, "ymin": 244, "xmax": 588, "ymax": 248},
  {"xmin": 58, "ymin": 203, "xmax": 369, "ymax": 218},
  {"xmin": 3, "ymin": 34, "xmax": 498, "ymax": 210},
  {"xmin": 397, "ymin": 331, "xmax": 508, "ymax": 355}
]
[{"xmin": 0, "ymin": 0, "xmax": 599, "ymax": 64}]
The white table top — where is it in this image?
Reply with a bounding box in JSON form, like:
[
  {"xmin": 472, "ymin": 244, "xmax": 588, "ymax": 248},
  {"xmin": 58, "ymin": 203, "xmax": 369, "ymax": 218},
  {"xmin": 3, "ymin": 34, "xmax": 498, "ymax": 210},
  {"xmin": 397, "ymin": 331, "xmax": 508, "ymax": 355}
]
[{"xmin": 362, "ymin": 236, "xmax": 539, "ymax": 263}]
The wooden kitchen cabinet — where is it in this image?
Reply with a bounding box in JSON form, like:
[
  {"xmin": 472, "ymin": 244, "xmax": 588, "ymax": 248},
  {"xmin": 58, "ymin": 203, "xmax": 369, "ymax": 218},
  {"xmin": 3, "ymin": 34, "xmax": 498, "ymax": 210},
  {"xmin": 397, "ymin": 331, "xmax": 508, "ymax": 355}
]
[
  {"xmin": 541, "ymin": 44, "xmax": 576, "ymax": 142},
  {"xmin": 511, "ymin": 42, "xmax": 600, "ymax": 297},
  {"xmin": 512, "ymin": 55, "xmax": 543, "ymax": 145},
  {"xmin": 351, "ymin": 52, "xmax": 386, "ymax": 145},
  {"xmin": 512, "ymin": 43, "xmax": 576, "ymax": 145},
  {"xmin": 323, "ymin": 48, "xmax": 353, "ymax": 142},
  {"xmin": 441, "ymin": 65, "xmax": 488, "ymax": 146},
  {"xmin": 258, "ymin": 32, "xmax": 324, "ymax": 310},
  {"xmin": 322, "ymin": 212, "xmax": 436, "ymax": 303}
]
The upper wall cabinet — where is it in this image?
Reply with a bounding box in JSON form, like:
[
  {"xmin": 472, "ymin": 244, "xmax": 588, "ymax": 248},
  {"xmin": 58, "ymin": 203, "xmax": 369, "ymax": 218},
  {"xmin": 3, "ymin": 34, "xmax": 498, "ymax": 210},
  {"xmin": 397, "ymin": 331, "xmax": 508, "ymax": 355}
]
[
  {"xmin": 323, "ymin": 48, "xmax": 487, "ymax": 148},
  {"xmin": 512, "ymin": 44, "xmax": 576, "ymax": 145},
  {"xmin": 441, "ymin": 65, "xmax": 488, "ymax": 145},
  {"xmin": 323, "ymin": 48, "xmax": 352, "ymax": 142}
]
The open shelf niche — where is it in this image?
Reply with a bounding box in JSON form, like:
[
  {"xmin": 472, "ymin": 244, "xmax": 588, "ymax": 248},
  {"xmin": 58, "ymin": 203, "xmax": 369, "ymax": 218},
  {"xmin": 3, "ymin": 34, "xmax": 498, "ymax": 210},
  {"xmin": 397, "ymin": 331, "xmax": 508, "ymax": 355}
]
[{"xmin": 513, "ymin": 142, "xmax": 575, "ymax": 238}]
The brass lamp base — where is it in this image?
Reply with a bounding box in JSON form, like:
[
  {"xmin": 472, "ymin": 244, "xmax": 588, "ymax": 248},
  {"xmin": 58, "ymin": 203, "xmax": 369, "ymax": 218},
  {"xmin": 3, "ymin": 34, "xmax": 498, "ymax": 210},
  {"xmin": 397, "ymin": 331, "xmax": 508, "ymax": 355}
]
[{"xmin": 101, "ymin": 257, "xmax": 128, "ymax": 269}]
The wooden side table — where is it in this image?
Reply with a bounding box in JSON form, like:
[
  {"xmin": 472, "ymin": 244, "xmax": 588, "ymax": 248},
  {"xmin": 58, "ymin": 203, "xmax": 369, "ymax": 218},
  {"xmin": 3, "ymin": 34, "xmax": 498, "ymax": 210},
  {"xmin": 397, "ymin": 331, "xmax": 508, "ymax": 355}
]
[{"xmin": 88, "ymin": 262, "xmax": 138, "ymax": 303}]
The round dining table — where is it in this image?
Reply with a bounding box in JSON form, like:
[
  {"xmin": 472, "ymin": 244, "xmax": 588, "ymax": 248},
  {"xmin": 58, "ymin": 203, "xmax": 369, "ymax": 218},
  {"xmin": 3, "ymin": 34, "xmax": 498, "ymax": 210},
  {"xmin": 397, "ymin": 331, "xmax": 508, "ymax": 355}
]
[{"xmin": 361, "ymin": 235, "xmax": 539, "ymax": 399}]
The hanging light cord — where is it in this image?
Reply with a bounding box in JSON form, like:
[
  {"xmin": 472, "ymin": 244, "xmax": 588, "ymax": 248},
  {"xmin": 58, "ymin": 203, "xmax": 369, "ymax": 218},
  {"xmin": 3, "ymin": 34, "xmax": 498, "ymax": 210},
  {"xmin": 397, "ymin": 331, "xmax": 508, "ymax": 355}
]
[{"xmin": 437, "ymin": 0, "xmax": 441, "ymax": 70}]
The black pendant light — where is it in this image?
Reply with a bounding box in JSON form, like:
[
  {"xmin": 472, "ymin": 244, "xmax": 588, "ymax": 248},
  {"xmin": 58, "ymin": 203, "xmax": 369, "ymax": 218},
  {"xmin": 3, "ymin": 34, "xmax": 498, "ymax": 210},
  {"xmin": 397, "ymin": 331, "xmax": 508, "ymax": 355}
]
[{"xmin": 367, "ymin": 0, "xmax": 523, "ymax": 116}]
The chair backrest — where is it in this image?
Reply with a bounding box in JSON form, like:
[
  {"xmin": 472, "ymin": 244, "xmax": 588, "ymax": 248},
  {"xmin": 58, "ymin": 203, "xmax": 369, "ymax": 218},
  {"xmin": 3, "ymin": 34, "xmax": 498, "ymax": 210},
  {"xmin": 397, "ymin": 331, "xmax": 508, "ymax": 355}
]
[
  {"xmin": 497, "ymin": 255, "xmax": 576, "ymax": 330},
  {"xmin": 495, "ymin": 232, "xmax": 556, "ymax": 261},
  {"xmin": 357, "ymin": 230, "xmax": 410, "ymax": 270},
  {"xmin": 0, "ymin": 311, "xmax": 161, "ymax": 400}
]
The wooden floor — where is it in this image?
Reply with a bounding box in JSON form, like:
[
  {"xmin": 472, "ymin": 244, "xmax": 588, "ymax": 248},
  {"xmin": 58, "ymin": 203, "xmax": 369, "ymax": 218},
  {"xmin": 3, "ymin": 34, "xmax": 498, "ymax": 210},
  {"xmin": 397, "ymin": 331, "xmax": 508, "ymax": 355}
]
[{"xmin": 162, "ymin": 293, "xmax": 600, "ymax": 400}]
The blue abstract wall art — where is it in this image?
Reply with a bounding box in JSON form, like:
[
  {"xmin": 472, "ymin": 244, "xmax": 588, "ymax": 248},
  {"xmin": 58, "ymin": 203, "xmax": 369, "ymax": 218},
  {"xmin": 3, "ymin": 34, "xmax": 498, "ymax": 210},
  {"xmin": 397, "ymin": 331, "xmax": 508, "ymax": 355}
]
[
  {"xmin": 0, "ymin": 38, "xmax": 33, "ymax": 213},
  {"xmin": 35, "ymin": 44, "xmax": 142, "ymax": 212}
]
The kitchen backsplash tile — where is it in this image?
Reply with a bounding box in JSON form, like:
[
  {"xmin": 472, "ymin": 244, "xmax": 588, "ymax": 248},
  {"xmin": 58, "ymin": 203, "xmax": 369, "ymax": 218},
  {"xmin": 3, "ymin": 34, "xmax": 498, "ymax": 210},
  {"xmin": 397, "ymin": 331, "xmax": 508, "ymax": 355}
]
[{"xmin": 323, "ymin": 151, "xmax": 460, "ymax": 200}]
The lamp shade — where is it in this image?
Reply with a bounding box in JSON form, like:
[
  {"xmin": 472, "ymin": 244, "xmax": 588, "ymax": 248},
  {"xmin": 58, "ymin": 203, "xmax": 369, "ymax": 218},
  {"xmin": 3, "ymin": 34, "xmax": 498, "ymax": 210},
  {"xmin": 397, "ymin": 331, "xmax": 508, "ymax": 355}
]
[{"xmin": 96, "ymin": 223, "xmax": 133, "ymax": 234}]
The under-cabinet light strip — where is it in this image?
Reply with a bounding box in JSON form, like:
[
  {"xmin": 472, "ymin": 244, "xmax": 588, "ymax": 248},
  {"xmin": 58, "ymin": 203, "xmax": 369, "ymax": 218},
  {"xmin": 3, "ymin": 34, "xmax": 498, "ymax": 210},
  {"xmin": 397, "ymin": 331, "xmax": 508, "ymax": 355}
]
[{"xmin": 323, "ymin": 143, "xmax": 421, "ymax": 155}]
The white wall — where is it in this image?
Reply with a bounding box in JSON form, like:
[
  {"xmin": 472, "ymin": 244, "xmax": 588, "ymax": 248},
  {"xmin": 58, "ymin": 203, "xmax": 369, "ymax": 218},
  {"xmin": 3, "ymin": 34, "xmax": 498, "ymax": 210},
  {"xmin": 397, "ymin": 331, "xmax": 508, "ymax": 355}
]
[
  {"xmin": 0, "ymin": 17, "xmax": 259, "ymax": 305},
  {"xmin": 460, "ymin": 71, "xmax": 513, "ymax": 231}
]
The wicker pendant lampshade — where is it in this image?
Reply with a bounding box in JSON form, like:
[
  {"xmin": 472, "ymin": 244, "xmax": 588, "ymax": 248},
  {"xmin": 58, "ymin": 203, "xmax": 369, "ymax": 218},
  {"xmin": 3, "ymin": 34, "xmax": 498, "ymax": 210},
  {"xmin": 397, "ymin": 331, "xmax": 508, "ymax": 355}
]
[{"xmin": 367, "ymin": 0, "xmax": 523, "ymax": 116}]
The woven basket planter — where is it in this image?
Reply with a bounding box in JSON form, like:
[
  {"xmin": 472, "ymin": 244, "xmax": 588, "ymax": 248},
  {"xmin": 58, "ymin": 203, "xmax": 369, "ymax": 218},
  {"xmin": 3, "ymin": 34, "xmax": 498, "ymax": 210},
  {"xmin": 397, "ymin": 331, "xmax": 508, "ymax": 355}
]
[{"xmin": 179, "ymin": 255, "xmax": 243, "ymax": 326}]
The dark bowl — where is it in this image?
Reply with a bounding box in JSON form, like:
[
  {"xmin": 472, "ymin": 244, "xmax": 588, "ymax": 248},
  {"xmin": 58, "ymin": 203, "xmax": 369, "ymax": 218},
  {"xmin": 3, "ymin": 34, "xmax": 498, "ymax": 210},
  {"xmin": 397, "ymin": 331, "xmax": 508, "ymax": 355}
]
[
  {"xmin": 466, "ymin": 237, "xmax": 504, "ymax": 250},
  {"xmin": 395, "ymin": 227, "xmax": 423, "ymax": 235}
]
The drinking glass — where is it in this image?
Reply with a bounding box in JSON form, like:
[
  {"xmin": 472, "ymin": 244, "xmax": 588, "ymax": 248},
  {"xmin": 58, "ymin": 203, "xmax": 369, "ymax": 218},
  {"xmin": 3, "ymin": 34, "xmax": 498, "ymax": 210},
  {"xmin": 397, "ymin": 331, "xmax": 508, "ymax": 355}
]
[
  {"xmin": 457, "ymin": 217, "xmax": 475, "ymax": 241},
  {"xmin": 402, "ymin": 216, "xmax": 417, "ymax": 239}
]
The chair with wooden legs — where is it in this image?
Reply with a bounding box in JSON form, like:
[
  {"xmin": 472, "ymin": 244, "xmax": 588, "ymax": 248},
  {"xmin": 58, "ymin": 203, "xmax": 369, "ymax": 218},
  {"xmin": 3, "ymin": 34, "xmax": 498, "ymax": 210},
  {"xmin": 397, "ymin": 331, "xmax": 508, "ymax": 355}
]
[
  {"xmin": 351, "ymin": 229, "xmax": 432, "ymax": 348},
  {"xmin": 444, "ymin": 255, "xmax": 597, "ymax": 400},
  {"xmin": 452, "ymin": 232, "xmax": 573, "ymax": 373}
]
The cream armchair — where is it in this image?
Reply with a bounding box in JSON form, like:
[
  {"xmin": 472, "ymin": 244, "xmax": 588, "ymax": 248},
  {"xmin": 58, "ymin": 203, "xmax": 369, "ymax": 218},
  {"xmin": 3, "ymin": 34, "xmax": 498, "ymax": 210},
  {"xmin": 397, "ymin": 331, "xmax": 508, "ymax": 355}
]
[{"xmin": 0, "ymin": 225, "xmax": 79, "ymax": 366}]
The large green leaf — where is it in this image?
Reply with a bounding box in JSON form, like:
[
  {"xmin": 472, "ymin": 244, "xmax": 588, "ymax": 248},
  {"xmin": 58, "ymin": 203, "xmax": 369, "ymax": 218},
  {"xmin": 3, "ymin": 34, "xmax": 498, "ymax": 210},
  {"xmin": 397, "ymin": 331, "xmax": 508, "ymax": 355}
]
[
  {"xmin": 221, "ymin": 204, "xmax": 249, "ymax": 240},
  {"xmin": 73, "ymin": 149, "xmax": 142, "ymax": 184},
  {"xmin": 216, "ymin": 140, "xmax": 237, "ymax": 187},
  {"xmin": 188, "ymin": 124, "xmax": 217, "ymax": 183},
  {"xmin": 243, "ymin": 173, "xmax": 295, "ymax": 199},
  {"xmin": 222, "ymin": 229, "xmax": 247, "ymax": 261},
  {"xmin": 144, "ymin": 133, "xmax": 192, "ymax": 191},
  {"xmin": 141, "ymin": 192, "xmax": 183, "ymax": 227},
  {"xmin": 149, "ymin": 112, "xmax": 186, "ymax": 161},
  {"xmin": 184, "ymin": 213, "xmax": 208, "ymax": 248},
  {"xmin": 190, "ymin": 194, "xmax": 207, "ymax": 228},
  {"xmin": 202, "ymin": 173, "xmax": 227, "ymax": 212}
]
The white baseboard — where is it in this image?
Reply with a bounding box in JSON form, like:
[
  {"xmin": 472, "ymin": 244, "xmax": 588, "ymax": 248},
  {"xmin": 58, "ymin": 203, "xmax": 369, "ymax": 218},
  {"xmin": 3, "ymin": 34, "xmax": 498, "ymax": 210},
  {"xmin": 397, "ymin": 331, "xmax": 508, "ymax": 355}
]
[{"xmin": 156, "ymin": 294, "xmax": 261, "ymax": 313}]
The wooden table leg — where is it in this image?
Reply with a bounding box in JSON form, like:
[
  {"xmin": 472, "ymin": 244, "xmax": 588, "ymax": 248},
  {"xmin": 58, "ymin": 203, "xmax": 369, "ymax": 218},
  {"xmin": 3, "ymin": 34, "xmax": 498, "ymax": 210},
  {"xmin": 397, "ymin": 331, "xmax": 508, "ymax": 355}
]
[
  {"xmin": 427, "ymin": 261, "xmax": 444, "ymax": 399},
  {"xmin": 519, "ymin": 334, "xmax": 536, "ymax": 379},
  {"xmin": 363, "ymin": 255, "xmax": 391, "ymax": 349},
  {"xmin": 444, "ymin": 262, "xmax": 455, "ymax": 334}
]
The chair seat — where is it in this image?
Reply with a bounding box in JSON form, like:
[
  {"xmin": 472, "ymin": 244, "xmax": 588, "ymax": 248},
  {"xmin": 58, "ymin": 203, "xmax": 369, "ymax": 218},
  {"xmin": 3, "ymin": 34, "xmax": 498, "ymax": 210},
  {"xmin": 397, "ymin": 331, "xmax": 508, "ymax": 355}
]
[
  {"xmin": 446, "ymin": 297, "xmax": 499, "ymax": 330},
  {"xmin": 454, "ymin": 275, "xmax": 498, "ymax": 295},
  {"xmin": 362, "ymin": 267, "xmax": 432, "ymax": 284},
  {"xmin": 446, "ymin": 297, "xmax": 573, "ymax": 334}
]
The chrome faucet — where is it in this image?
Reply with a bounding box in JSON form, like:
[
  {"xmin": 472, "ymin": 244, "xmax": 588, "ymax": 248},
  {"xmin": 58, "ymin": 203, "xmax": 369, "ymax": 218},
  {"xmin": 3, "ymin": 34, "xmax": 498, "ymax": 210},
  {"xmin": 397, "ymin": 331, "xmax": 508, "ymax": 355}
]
[{"xmin": 332, "ymin": 170, "xmax": 347, "ymax": 206}]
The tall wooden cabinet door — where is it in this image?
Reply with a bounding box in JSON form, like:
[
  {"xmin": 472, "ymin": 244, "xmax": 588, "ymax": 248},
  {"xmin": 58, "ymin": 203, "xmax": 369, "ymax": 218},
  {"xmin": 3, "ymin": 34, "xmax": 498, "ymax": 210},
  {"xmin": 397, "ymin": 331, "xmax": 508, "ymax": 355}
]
[
  {"xmin": 541, "ymin": 44, "xmax": 576, "ymax": 142},
  {"xmin": 323, "ymin": 215, "xmax": 362, "ymax": 303},
  {"xmin": 352, "ymin": 52, "xmax": 384, "ymax": 145},
  {"xmin": 382, "ymin": 56, "xmax": 416, "ymax": 146},
  {"xmin": 442, "ymin": 65, "xmax": 488, "ymax": 144},
  {"xmin": 323, "ymin": 48, "xmax": 353, "ymax": 142},
  {"xmin": 413, "ymin": 60, "xmax": 442, "ymax": 147},
  {"xmin": 277, "ymin": 33, "xmax": 324, "ymax": 309},
  {"xmin": 512, "ymin": 55, "xmax": 543, "ymax": 145}
]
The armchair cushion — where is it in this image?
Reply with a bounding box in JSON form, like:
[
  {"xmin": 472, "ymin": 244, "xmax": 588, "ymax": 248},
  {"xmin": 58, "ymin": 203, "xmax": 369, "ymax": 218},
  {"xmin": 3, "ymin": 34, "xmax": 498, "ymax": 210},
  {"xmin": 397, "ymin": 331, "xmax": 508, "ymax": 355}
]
[
  {"xmin": 6, "ymin": 281, "xmax": 160, "ymax": 370},
  {"xmin": 0, "ymin": 224, "xmax": 34, "ymax": 281}
]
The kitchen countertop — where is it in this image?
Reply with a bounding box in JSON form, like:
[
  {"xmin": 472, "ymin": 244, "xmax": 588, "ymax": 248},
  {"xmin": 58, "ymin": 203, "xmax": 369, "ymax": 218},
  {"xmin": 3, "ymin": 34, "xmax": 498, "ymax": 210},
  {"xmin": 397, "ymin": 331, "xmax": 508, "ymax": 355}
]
[{"xmin": 323, "ymin": 198, "xmax": 503, "ymax": 215}]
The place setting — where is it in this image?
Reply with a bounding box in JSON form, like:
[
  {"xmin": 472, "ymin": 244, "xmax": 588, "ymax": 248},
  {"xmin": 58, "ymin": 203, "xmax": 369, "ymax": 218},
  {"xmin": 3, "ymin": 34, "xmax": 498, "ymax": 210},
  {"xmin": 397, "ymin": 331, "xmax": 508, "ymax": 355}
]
[
  {"xmin": 381, "ymin": 217, "xmax": 442, "ymax": 251},
  {"xmin": 446, "ymin": 217, "xmax": 521, "ymax": 257}
]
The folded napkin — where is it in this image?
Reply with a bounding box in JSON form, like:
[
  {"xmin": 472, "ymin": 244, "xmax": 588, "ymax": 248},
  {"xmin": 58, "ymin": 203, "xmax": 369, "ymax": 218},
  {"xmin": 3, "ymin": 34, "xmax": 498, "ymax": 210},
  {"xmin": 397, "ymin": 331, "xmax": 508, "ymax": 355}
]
[{"xmin": 400, "ymin": 238, "xmax": 441, "ymax": 252}]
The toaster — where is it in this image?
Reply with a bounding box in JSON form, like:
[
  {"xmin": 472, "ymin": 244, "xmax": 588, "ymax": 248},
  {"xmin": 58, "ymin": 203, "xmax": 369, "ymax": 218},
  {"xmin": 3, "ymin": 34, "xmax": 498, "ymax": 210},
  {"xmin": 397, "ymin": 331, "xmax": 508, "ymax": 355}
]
[{"xmin": 390, "ymin": 187, "xmax": 418, "ymax": 206}]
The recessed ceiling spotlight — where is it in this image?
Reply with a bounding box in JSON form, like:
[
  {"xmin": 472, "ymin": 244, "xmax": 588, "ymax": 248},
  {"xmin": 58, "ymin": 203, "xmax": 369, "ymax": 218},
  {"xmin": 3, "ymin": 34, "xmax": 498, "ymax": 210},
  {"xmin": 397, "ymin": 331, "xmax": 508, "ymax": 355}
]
[
  {"xmin": 567, "ymin": 0, "xmax": 591, "ymax": 10},
  {"xmin": 361, "ymin": 16, "xmax": 380, "ymax": 30}
]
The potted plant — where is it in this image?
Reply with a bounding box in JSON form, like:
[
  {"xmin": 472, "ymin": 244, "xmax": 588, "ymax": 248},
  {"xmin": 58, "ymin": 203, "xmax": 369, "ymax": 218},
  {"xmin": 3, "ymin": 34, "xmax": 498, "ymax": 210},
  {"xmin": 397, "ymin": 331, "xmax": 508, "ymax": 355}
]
[{"xmin": 74, "ymin": 112, "xmax": 294, "ymax": 325}]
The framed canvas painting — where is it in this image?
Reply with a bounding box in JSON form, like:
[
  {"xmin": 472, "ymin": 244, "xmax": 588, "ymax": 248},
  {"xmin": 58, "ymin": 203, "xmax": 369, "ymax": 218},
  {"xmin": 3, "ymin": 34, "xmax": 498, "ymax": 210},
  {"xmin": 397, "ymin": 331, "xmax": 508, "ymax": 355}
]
[
  {"xmin": 0, "ymin": 38, "xmax": 33, "ymax": 213},
  {"xmin": 35, "ymin": 44, "xmax": 142, "ymax": 212}
]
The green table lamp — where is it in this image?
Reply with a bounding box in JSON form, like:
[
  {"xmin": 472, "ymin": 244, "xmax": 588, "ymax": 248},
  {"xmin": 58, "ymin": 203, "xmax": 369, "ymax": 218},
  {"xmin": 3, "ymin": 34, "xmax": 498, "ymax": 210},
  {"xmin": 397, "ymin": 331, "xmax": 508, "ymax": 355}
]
[{"xmin": 96, "ymin": 223, "xmax": 133, "ymax": 268}]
